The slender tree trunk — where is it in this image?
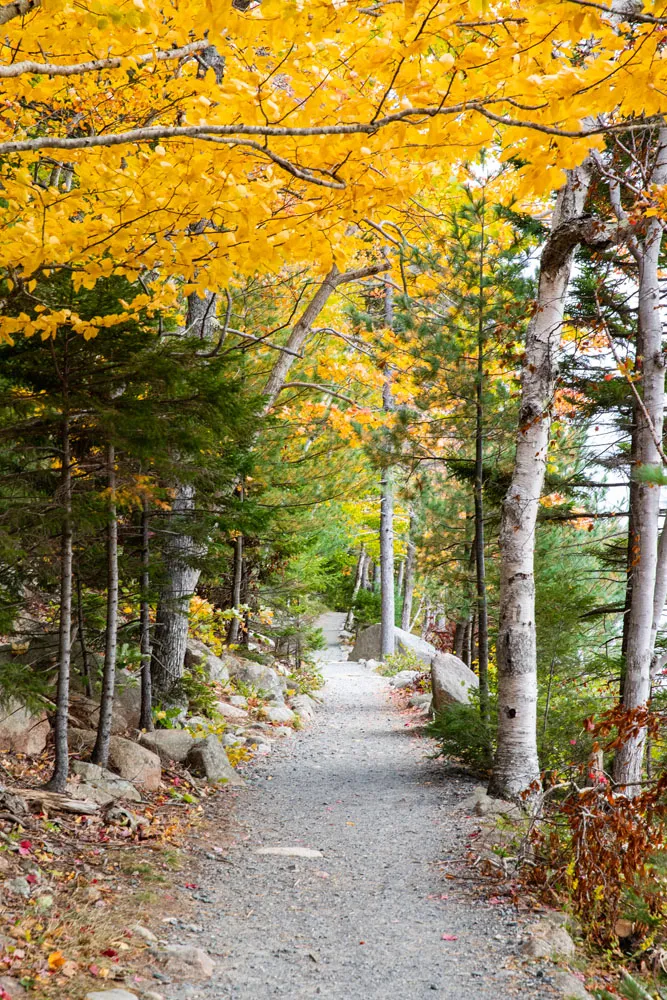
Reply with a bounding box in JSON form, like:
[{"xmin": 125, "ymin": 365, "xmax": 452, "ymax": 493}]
[
  {"xmin": 360, "ymin": 553, "xmax": 370, "ymax": 592},
  {"xmin": 150, "ymin": 483, "xmax": 202, "ymax": 696},
  {"xmin": 614, "ymin": 130, "xmax": 667, "ymax": 792},
  {"xmin": 621, "ymin": 403, "xmax": 640, "ymax": 684},
  {"xmin": 45, "ymin": 414, "xmax": 73, "ymax": 792},
  {"xmin": 75, "ymin": 568, "xmax": 93, "ymax": 699},
  {"xmin": 461, "ymin": 618, "xmax": 471, "ymax": 666},
  {"xmin": 474, "ymin": 217, "xmax": 490, "ymax": 725},
  {"xmin": 401, "ymin": 510, "xmax": 417, "ymax": 632},
  {"xmin": 396, "ymin": 558, "xmax": 405, "ymax": 597},
  {"xmin": 489, "ymin": 163, "xmax": 594, "ymax": 799},
  {"xmin": 345, "ymin": 545, "xmax": 366, "ymax": 630},
  {"xmin": 453, "ymin": 621, "xmax": 466, "ymax": 659},
  {"xmin": 227, "ymin": 531, "xmax": 244, "ymax": 644},
  {"xmin": 380, "ymin": 464, "xmax": 395, "ymax": 657},
  {"xmin": 92, "ymin": 444, "xmax": 119, "ymax": 766},
  {"xmin": 650, "ymin": 516, "xmax": 667, "ymax": 679},
  {"xmin": 139, "ymin": 498, "xmax": 153, "ymax": 731}
]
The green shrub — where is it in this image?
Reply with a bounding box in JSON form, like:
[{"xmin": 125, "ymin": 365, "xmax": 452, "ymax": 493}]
[
  {"xmin": 376, "ymin": 650, "xmax": 424, "ymax": 677},
  {"xmin": 351, "ymin": 589, "xmax": 381, "ymax": 631},
  {"xmin": 427, "ymin": 695, "xmax": 494, "ymax": 773}
]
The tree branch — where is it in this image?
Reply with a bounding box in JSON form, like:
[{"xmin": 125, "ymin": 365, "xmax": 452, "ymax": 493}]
[
  {"xmin": 0, "ymin": 40, "xmax": 209, "ymax": 78},
  {"xmin": 0, "ymin": 0, "xmax": 39, "ymax": 25}
]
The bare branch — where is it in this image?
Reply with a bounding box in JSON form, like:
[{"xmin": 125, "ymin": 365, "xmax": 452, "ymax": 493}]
[
  {"xmin": 0, "ymin": 0, "xmax": 39, "ymax": 25},
  {"xmin": 565, "ymin": 0, "xmax": 667, "ymax": 24},
  {"xmin": 280, "ymin": 381, "xmax": 358, "ymax": 405},
  {"xmin": 0, "ymin": 40, "xmax": 209, "ymax": 79}
]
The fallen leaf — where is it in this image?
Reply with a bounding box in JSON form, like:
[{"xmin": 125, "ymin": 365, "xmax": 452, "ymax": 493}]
[
  {"xmin": 48, "ymin": 951, "xmax": 66, "ymax": 971},
  {"xmin": 441, "ymin": 934, "xmax": 458, "ymax": 941},
  {"xmin": 18, "ymin": 840, "xmax": 32, "ymax": 857}
]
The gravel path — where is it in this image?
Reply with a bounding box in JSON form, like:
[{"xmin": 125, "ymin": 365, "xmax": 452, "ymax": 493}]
[{"xmin": 162, "ymin": 613, "xmax": 561, "ymax": 999}]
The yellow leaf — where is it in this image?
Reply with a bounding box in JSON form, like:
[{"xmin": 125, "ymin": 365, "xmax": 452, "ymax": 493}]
[{"xmin": 48, "ymin": 951, "xmax": 66, "ymax": 971}]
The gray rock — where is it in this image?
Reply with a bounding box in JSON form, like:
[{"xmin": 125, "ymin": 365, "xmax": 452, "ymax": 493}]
[
  {"xmin": 227, "ymin": 659, "xmax": 286, "ymax": 702},
  {"xmin": 69, "ymin": 730, "xmax": 161, "ymax": 790},
  {"xmin": 458, "ymin": 786, "xmax": 522, "ymax": 820},
  {"xmin": 431, "ymin": 652, "xmax": 479, "ymax": 709},
  {"xmin": 159, "ymin": 944, "xmax": 215, "ymax": 980},
  {"xmin": 255, "ymin": 846, "xmax": 322, "ymax": 858},
  {"xmin": 139, "ymin": 729, "xmax": 195, "ymax": 765},
  {"xmin": 519, "ymin": 921, "xmax": 576, "ymax": 960},
  {"xmin": 0, "ymin": 698, "xmax": 49, "ymax": 756},
  {"xmin": 5, "ymin": 877, "xmax": 31, "ymax": 898},
  {"xmin": 185, "ymin": 736, "xmax": 244, "ymax": 786},
  {"xmin": 351, "ymin": 624, "xmax": 436, "ymax": 668},
  {"xmin": 551, "ymin": 970, "xmax": 592, "ymax": 1000},
  {"xmin": 222, "ymin": 732, "xmax": 245, "ymax": 747},
  {"xmin": 290, "ymin": 694, "xmax": 318, "ymax": 722},
  {"xmin": 70, "ymin": 760, "xmax": 141, "ymax": 802},
  {"xmin": 132, "ymin": 923, "xmax": 158, "ymax": 943},
  {"xmin": 184, "ymin": 638, "xmax": 230, "ymax": 684},
  {"xmin": 264, "ymin": 704, "xmax": 295, "ymax": 725},
  {"xmin": 142, "ymin": 993, "xmax": 165, "ymax": 1000},
  {"xmin": 408, "ymin": 693, "xmax": 433, "ymax": 713},
  {"xmin": 85, "ymin": 992, "xmax": 139, "ymax": 1000},
  {"xmin": 70, "ymin": 693, "xmax": 133, "ymax": 736},
  {"xmin": 0, "ymin": 977, "xmax": 26, "ymax": 997},
  {"xmin": 215, "ymin": 700, "xmax": 249, "ymax": 723},
  {"xmin": 229, "ymin": 695, "xmax": 248, "ymax": 708},
  {"xmin": 388, "ymin": 670, "xmax": 421, "ymax": 689}
]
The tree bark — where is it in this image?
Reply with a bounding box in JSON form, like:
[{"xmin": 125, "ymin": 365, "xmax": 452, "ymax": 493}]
[
  {"xmin": 396, "ymin": 558, "xmax": 405, "ymax": 597},
  {"xmin": 139, "ymin": 499, "xmax": 153, "ymax": 731},
  {"xmin": 489, "ymin": 163, "xmax": 594, "ymax": 800},
  {"xmin": 380, "ymin": 465, "xmax": 395, "ymax": 657},
  {"xmin": 92, "ymin": 443, "xmax": 119, "ymax": 767},
  {"xmin": 453, "ymin": 621, "xmax": 466, "ymax": 658},
  {"xmin": 474, "ymin": 212, "xmax": 490, "ymax": 725},
  {"xmin": 614, "ymin": 129, "xmax": 667, "ymax": 792},
  {"xmin": 345, "ymin": 545, "xmax": 366, "ymax": 630},
  {"xmin": 75, "ymin": 568, "xmax": 93, "ymax": 699},
  {"xmin": 401, "ymin": 511, "xmax": 417, "ymax": 631},
  {"xmin": 227, "ymin": 531, "xmax": 244, "ymax": 644},
  {"xmin": 45, "ymin": 414, "xmax": 73, "ymax": 792}
]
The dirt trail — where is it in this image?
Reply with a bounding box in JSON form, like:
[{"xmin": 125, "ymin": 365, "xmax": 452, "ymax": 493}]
[{"xmin": 160, "ymin": 613, "xmax": 560, "ymax": 999}]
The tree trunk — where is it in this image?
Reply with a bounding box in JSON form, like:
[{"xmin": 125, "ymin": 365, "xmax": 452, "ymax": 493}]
[
  {"xmin": 474, "ymin": 220, "xmax": 490, "ymax": 724},
  {"xmin": 150, "ymin": 483, "xmax": 202, "ymax": 696},
  {"xmin": 453, "ymin": 621, "xmax": 466, "ymax": 658},
  {"xmin": 92, "ymin": 443, "xmax": 119, "ymax": 767},
  {"xmin": 75, "ymin": 568, "xmax": 93, "ymax": 699},
  {"xmin": 396, "ymin": 558, "xmax": 405, "ymax": 597},
  {"xmin": 650, "ymin": 516, "xmax": 667, "ymax": 679},
  {"xmin": 401, "ymin": 510, "xmax": 417, "ymax": 632},
  {"xmin": 227, "ymin": 532, "xmax": 244, "ymax": 644},
  {"xmin": 345, "ymin": 546, "xmax": 366, "ymax": 630},
  {"xmin": 614, "ymin": 129, "xmax": 667, "ymax": 792},
  {"xmin": 380, "ymin": 464, "xmax": 395, "ymax": 658},
  {"xmin": 489, "ymin": 163, "xmax": 593, "ymax": 799},
  {"xmin": 45, "ymin": 414, "xmax": 73, "ymax": 792},
  {"xmin": 360, "ymin": 553, "xmax": 370, "ymax": 592},
  {"xmin": 139, "ymin": 498, "xmax": 153, "ymax": 731},
  {"xmin": 461, "ymin": 618, "xmax": 471, "ymax": 666}
]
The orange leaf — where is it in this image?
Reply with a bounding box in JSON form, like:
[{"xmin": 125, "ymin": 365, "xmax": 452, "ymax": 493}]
[{"xmin": 48, "ymin": 951, "xmax": 66, "ymax": 971}]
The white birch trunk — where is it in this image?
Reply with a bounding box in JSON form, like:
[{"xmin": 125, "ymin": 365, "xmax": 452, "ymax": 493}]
[
  {"xmin": 614, "ymin": 129, "xmax": 667, "ymax": 791},
  {"xmin": 489, "ymin": 164, "xmax": 593, "ymax": 799},
  {"xmin": 401, "ymin": 511, "xmax": 417, "ymax": 632}
]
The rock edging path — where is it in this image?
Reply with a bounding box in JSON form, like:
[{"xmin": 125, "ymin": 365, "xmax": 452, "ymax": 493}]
[{"xmin": 155, "ymin": 613, "xmax": 564, "ymax": 999}]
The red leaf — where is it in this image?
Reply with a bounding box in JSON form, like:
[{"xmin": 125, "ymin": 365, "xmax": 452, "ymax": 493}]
[
  {"xmin": 441, "ymin": 934, "xmax": 458, "ymax": 941},
  {"xmin": 26, "ymin": 874, "xmax": 38, "ymax": 884},
  {"xmin": 18, "ymin": 840, "xmax": 32, "ymax": 856},
  {"xmin": 101, "ymin": 949, "xmax": 117, "ymax": 958}
]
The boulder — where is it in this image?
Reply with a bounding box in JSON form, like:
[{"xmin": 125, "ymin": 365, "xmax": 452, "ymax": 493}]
[
  {"xmin": 139, "ymin": 729, "xmax": 195, "ymax": 765},
  {"xmin": 229, "ymin": 695, "xmax": 248, "ymax": 708},
  {"xmin": 458, "ymin": 786, "xmax": 522, "ymax": 820},
  {"xmin": 158, "ymin": 944, "xmax": 215, "ymax": 980},
  {"xmin": 107, "ymin": 737, "xmax": 161, "ymax": 791},
  {"xmin": 70, "ymin": 693, "xmax": 133, "ymax": 736},
  {"xmin": 70, "ymin": 760, "xmax": 141, "ymax": 803},
  {"xmin": 551, "ymin": 971, "xmax": 592, "ymax": 1000},
  {"xmin": 113, "ymin": 670, "xmax": 142, "ymax": 730},
  {"xmin": 70, "ymin": 731, "xmax": 161, "ymax": 790},
  {"xmin": 184, "ymin": 639, "xmax": 229, "ymax": 684},
  {"xmin": 264, "ymin": 704, "xmax": 295, "ymax": 725},
  {"xmin": 519, "ymin": 920, "xmax": 576, "ymax": 960},
  {"xmin": 0, "ymin": 699, "xmax": 49, "ymax": 756},
  {"xmin": 214, "ymin": 700, "xmax": 249, "ymax": 723},
  {"xmin": 351, "ymin": 624, "xmax": 436, "ymax": 668},
  {"xmin": 388, "ymin": 670, "xmax": 421, "ymax": 689},
  {"xmin": 227, "ymin": 659, "xmax": 286, "ymax": 702},
  {"xmin": 290, "ymin": 694, "xmax": 317, "ymax": 723},
  {"xmin": 185, "ymin": 736, "xmax": 244, "ymax": 785},
  {"xmin": 431, "ymin": 652, "xmax": 479, "ymax": 709}
]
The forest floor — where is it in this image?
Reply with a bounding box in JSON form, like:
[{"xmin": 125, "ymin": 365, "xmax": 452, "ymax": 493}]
[{"xmin": 148, "ymin": 612, "xmax": 572, "ymax": 1000}]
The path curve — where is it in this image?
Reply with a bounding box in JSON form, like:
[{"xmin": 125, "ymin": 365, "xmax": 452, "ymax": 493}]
[{"xmin": 165, "ymin": 613, "xmax": 560, "ymax": 999}]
